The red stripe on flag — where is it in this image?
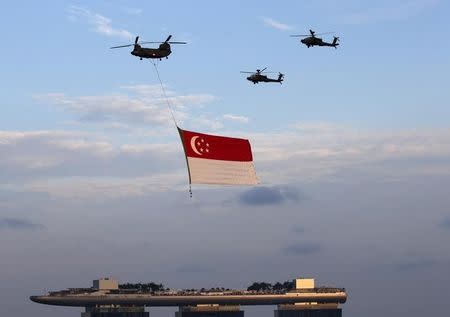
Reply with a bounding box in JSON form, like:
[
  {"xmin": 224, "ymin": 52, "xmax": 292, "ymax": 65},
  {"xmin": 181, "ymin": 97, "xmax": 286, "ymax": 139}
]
[{"xmin": 179, "ymin": 129, "xmax": 253, "ymax": 162}]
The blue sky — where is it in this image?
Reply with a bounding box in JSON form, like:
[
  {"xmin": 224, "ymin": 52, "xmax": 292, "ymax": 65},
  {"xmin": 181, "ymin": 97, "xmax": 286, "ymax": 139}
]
[
  {"xmin": 2, "ymin": 0, "xmax": 449, "ymax": 132},
  {"xmin": 1, "ymin": 1, "xmax": 450, "ymax": 317}
]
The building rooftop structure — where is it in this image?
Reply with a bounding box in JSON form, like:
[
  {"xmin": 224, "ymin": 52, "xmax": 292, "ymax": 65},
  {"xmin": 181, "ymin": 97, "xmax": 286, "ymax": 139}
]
[{"xmin": 30, "ymin": 277, "xmax": 347, "ymax": 307}]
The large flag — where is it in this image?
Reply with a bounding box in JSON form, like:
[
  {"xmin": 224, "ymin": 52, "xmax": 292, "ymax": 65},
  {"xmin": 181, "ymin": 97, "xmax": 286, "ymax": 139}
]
[{"xmin": 178, "ymin": 128, "xmax": 258, "ymax": 185}]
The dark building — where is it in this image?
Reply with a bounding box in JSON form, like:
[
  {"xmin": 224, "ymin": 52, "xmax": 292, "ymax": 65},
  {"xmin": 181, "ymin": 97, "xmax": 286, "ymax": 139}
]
[
  {"xmin": 275, "ymin": 304, "xmax": 341, "ymax": 317},
  {"xmin": 82, "ymin": 306, "xmax": 149, "ymax": 317},
  {"xmin": 176, "ymin": 305, "xmax": 243, "ymax": 317}
]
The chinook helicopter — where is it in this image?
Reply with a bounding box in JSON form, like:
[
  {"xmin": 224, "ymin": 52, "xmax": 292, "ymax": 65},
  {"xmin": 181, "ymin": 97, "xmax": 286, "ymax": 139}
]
[
  {"xmin": 290, "ymin": 30, "xmax": 339, "ymax": 49},
  {"xmin": 110, "ymin": 35, "xmax": 187, "ymax": 60},
  {"xmin": 240, "ymin": 68, "xmax": 284, "ymax": 84}
]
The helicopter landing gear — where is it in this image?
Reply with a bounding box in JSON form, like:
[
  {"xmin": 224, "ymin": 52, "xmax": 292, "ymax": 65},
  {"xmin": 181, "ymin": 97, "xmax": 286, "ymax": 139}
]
[{"xmin": 140, "ymin": 57, "xmax": 143, "ymax": 60}]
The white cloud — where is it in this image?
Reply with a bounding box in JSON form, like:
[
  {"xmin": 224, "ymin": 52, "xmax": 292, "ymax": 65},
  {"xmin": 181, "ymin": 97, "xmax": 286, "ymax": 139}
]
[
  {"xmin": 68, "ymin": 6, "xmax": 133, "ymax": 39},
  {"xmin": 34, "ymin": 85, "xmax": 217, "ymax": 129},
  {"xmin": 262, "ymin": 17, "xmax": 293, "ymax": 31},
  {"xmin": 223, "ymin": 114, "xmax": 249, "ymax": 123}
]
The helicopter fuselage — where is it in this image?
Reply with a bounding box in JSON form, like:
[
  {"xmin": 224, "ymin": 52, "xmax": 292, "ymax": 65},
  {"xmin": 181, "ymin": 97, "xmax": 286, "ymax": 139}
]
[
  {"xmin": 246, "ymin": 74, "xmax": 283, "ymax": 84},
  {"xmin": 131, "ymin": 44, "xmax": 172, "ymax": 59},
  {"xmin": 300, "ymin": 37, "xmax": 337, "ymax": 48}
]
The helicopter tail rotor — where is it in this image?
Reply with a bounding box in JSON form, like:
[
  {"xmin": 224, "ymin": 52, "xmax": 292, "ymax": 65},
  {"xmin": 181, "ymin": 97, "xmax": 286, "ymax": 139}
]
[{"xmin": 332, "ymin": 36, "xmax": 340, "ymax": 48}]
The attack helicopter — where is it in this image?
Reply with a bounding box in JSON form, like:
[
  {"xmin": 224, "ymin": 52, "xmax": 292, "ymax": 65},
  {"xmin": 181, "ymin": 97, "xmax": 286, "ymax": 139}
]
[
  {"xmin": 290, "ymin": 30, "xmax": 339, "ymax": 49},
  {"xmin": 240, "ymin": 68, "xmax": 284, "ymax": 84},
  {"xmin": 110, "ymin": 35, "xmax": 187, "ymax": 60}
]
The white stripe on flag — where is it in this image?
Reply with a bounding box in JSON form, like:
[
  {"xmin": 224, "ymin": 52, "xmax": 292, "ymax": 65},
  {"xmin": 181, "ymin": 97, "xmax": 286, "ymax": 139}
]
[{"xmin": 187, "ymin": 157, "xmax": 258, "ymax": 185}]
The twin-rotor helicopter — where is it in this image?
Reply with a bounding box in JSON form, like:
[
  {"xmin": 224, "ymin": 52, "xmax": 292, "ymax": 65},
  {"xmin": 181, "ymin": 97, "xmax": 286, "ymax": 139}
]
[
  {"xmin": 110, "ymin": 29, "xmax": 340, "ymax": 85},
  {"xmin": 110, "ymin": 35, "xmax": 187, "ymax": 60}
]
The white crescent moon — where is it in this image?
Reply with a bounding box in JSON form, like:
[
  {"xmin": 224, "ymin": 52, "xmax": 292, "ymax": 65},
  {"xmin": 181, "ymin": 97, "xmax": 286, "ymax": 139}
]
[{"xmin": 190, "ymin": 136, "xmax": 202, "ymax": 156}]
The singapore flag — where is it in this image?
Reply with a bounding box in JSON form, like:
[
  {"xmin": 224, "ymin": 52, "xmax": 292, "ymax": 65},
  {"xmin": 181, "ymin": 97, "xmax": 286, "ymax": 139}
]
[{"xmin": 178, "ymin": 128, "xmax": 259, "ymax": 185}]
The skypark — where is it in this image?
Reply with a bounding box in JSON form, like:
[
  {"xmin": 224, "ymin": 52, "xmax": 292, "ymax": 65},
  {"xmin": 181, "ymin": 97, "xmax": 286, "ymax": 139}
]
[{"xmin": 31, "ymin": 277, "xmax": 347, "ymax": 317}]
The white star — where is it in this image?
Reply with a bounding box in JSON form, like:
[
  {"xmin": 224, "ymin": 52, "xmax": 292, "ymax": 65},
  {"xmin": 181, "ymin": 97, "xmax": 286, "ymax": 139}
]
[
  {"xmin": 200, "ymin": 148, "xmax": 204, "ymax": 152},
  {"xmin": 206, "ymin": 143, "xmax": 209, "ymax": 147},
  {"xmin": 206, "ymin": 148, "xmax": 209, "ymax": 153},
  {"xmin": 201, "ymin": 139, "xmax": 205, "ymax": 143},
  {"xmin": 197, "ymin": 142, "xmax": 200, "ymax": 146}
]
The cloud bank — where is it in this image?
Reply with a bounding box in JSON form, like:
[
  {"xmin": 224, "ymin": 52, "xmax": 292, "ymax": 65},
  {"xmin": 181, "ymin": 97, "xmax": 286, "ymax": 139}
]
[{"xmin": 2, "ymin": 123, "xmax": 450, "ymax": 200}]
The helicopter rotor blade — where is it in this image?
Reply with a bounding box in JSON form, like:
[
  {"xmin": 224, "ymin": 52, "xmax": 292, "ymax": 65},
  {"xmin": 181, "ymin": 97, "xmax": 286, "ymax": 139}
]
[
  {"xmin": 165, "ymin": 35, "xmax": 172, "ymax": 42},
  {"xmin": 110, "ymin": 44, "xmax": 135, "ymax": 49},
  {"xmin": 261, "ymin": 67, "xmax": 267, "ymax": 72},
  {"xmin": 290, "ymin": 32, "xmax": 333, "ymax": 37},
  {"xmin": 135, "ymin": 36, "xmax": 139, "ymax": 44},
  {"xmin": 138, "ymin": 41, "xmax": 187, "ymax": 45},
  {"xmin": 138, "ymin": 41, "xmax": 163, "ymax": 44},
  {"xmin": 241, "ymin": 71, "xmax": 277, "ymax": 74}
]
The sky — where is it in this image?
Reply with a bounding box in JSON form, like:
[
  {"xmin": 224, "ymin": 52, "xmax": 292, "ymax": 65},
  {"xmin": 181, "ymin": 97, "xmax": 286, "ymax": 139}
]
[{"xmin": 1, "ymin": 1, "xmax": 450, "ymax": 317}]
